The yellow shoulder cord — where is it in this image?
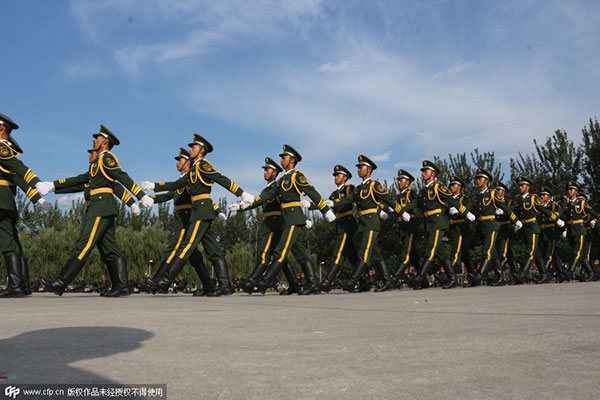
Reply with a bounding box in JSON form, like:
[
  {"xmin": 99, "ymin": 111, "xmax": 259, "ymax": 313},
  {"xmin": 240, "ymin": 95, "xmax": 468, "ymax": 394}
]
[
  {"xmin": 433, "ymin": 183, "xmax": 446, "ymax": 205},
  {"xmin": 193, "ymin": 162, "xmax": 214, "ymax": 187},
  {"xmin": 98, "ymin": 153, "xmax": 115, "ymax": 182},
  {"xmin": 290, "ymin": 173, "xmax": 303, "ymax": 196},
  {"xmin": 369, "ymin": 181, "xmax": 382, "ymax": 205},
  {"xmin": 0, "ymin": 165, "xmax": 13, "ymax": 174}
]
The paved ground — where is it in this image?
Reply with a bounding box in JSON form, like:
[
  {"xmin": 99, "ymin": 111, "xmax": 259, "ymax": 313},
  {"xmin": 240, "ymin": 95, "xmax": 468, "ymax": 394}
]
[{"xmin": 1, "ymin": 282, "xmax": 600, "ymax": 400}]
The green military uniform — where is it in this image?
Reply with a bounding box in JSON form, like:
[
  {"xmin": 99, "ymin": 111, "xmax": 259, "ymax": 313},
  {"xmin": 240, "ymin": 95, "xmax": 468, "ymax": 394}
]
[
  {"xmin": 393, "ymin": 169, "xmax": 419, "ymax": 283},
  {"xmin": 493, "ymin": 183, "xmax": 521, "ymax": 284},
  {"xmin": 512, "ymin": 176, "xmax": 560, "ymax": 283},
  {"xmin": 537, "ymin": 187, "xmax": 569, "ymax": 281},
  {"xmin": 341, "ymin": 155, "xmax": 402, "ymax": 292},
  {"xmin": 148, "ymin": 134, "xmax": 248, "ymax": 294},
  {"xmin": 249, "ymin": 145, "xmax": 333, "ymax": 295},
  {"xmin": 0, "ymin": 114, "xmax": 45, "ymax": 297},
  {"xmin": 41, "ymin": 125, "xmax": 149, "ymax": 297},
  {"xmin": 447, "ymin": 176, "xmax": 475, "ymax": 287},
  {"xmin": 320, "ymin": 165, "xmax": 359, "ymax": 292},
  {"xmin": 401, "ymin": 161, "xmax": 469, "ymax": 289}
]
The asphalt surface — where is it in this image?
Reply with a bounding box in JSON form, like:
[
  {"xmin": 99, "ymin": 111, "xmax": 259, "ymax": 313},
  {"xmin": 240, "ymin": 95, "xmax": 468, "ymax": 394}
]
[{"xmin": 1, "ymin": 282, "xmax": 600, "ymax": 400}]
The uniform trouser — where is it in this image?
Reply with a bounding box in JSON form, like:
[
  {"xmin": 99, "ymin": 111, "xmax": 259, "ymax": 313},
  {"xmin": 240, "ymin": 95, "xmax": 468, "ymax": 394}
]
[
  {"xmin": 332, "ymin": 231, "xmax": 359, "ymax": 265},
  {"xmin": 479, "ymin": 229, "xmax": 498, "ymax": 261},
  {"xmin": 173, "ymin": 219, "xmax": 213, "ymax": 262},
  {"xmin": 539, "ymin": 233, "xmax": 558, "ymax": 263},
  {"xmin": 449, "ymin": 225, "xmax": 472, "ymax": 267},
  {"xmin": 568, "ymin": 234, "xmax": 586, "ymax": 261},
  {"xmin": 423, "ymin": 229, "xmax": 450, "ymax": 263},
  {"xmin": 583, "ymin": 235, "xmax": 592, "ymax": 262},
  {"xmin": 521, "ymin": 231, "xmax": 541, "ymax": 261},
  {"xmin": 272, "ymin": 225, "xmax": 311, "ymax": 264},
  {"xmin": 257, "ymin": 230, "xmax": 283, "ymax": 265},
  {"xmin": 496, "ymin": 229, "xmax": 515, "ymax": 264},
  {"xmin": 73, "ymin": 215, "xmax": 122, "ymax": 262},
  {"xmin": 397, "ymin": 230, "xmax": 418, "ymax": 266},
  {"xmin": 0, "ymin": 210, "xmax": 22, "ymax": 257},
  {"xmin": 357, "ymin": 230, "xmax": 383, "ymax": 263}
]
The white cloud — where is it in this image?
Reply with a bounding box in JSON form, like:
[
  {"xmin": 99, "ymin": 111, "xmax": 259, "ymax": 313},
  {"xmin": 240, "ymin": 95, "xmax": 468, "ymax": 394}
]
[
  {"xmin": 56, "ymin": 194, "xmax": 85, "ymax": 209},
  {"xmin": 371, "ymin": 151, "xmax": 392, "ymax": 162}
]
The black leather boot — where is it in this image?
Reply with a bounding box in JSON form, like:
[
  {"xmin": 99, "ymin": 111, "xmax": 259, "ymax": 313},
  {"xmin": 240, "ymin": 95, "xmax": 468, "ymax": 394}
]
[
  {"xmin": 104, "ymin": 258, "xmax": 131, "ymax": 297},
  {"xmin": 40, "ymin": 258, "xmax": 86, "ymax": 296},
  {"xmin": 208, "ymin": 259, "xmax": 233, "ymax": 296},
  {"xmin": 1, "ymin": 254, "xmax": 25, "ymax": 298},
  {"xmin": 242, "ymin": 262, "xmax": 268, "ymax": 294},
  {"xmin": 374, "ymin": 260, "xmax": 395, "ymax": 292},
  {"xmin": 507, "ymin": 259, "xmax": 524, "ymax": 285},
  {"xmin": 99, "ymin": 257, "xmax": 116, "ymax": 296},
  {"xmin": 320, "ymin": 263, "xmax": 341, "ymax": 293},
  {"xmin": 342, "ymin": 260, "xmax": 367, "ymax": 293},
  {"xmin": 490, "ymin": 260, "xmax": 506, "ymax": 286},
  {"xmin": 393, "ymin": 262, "xmax": 409, "ymax": 289},
  {"xmin": 21, "ymin": 257, "xmax": 32, "ymax": 296},
  {"xmin": 463, "ymin": 259, "xmax": 478, "ymax": 287},
  {"xmin": 441, "ymin": 260, "xmax": 458, "ymax": 289},
  {"xmin": 536, "ymin": 259, "xmax": 552, "ymax": 284},
  {"xmin": 520, "ymin": 259, "xmax": 534, "ymax": 282},
  {"xmin": 280, "ymin": 261, "xmax": 299, "ymax": 295},
  {"xmin": 473, "ymin": 259, "xmax": 493, "ymax": 284},
  {"xmin": 298, "ymin": 261, "xmax": 320, "ymax": 295},
  {"xmin": 412, "ymin": 259, "xmax": 433, "ymax": 290},
  {"xmin": 191, "ymin": 255, "xmax": 216, "ymax": 296},
  {"xmin": 580, "ymin": 260, "xmax": 597, "ymax": 282},
  {"xmin": 152, "ymin": 258, "xmax": 187, "ymax": 293},
  {"xmin": 257, "ymin": 260, "xmax": 285, "ymax": 294}
]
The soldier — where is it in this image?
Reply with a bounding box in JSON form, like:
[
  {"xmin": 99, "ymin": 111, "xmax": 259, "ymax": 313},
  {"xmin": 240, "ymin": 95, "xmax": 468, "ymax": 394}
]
[
  {"xmin": 0, "ymin": 113, "xmax": 52, "ymax": 297},
  {"xmin": 446, "ymin": 175, "xmax": 474, "ymax": 289},
  {"xmin": 512, "ymin": 176, "xmax": 564, "ymax": 283},
  {"xmin": 341, "ymin": 155, "xmax": 404, "ymax": 293},
  {"xmin": 580, "ymin": 192, "xmax": 600, "ymax": 277},
  {"xmin": 562, "ymin": 181, "xmax": 598, "ymax": 281},
  {"xmin": 243, "ymin": 145, "xmax": 336, "ymax": 295},
  {"xmin": 471, "ymin": 169, "xmax": 519, "ymax": 286},
  {"xmin": 138, "ymin": 148, "xmax": 219, "ymax": 296},
  {"xmin": 140, "ymin": 134, "xmax": 254, "ymax": 293},
  {"xmin": 538, "ymin": 186, "xmax": 570, "ymax": 281},
  {"xmin": 232, "ymin": 157, "xmax": 301, "ymax": 295},
  {"xmin": 392, "ymin": 169, "xmax": 419, "ymax": 287},
  {"xmin": 401, "ymin": 160, "xmax": 475, "ymax": 290},
  {"xmin": 39, "ymin": 125, "xmax": 154, "ymax": 296},
  {"xmin": 494, "ymin": 182, "xmax": 522, "ymax": 284},
  {"xmin": 319, "ymin": 165, "xmax": 359, "ymax": 292}
]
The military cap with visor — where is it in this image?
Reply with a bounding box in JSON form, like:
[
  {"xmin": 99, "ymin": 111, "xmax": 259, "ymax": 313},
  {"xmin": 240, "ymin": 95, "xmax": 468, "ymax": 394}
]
[
  {"xmin": 175, "ymin": 147, "xmax": 190, "ymax": 161},
  {"xmin": 397, "ymin": 169, "xmax": 414, "ymax": 182},
  {"xmin": 566, "ymin": 180, "xmax": 580, "ymax": 191},
  {"xmin": 333, "ymin": 164, "xmax": 352, "ymax": 179},
  {"xmin": 420, "ymin": 160, "xmax": 439, "ymax": 175},
  {"xmin": 538, "ymin": 186, "xmax": 553, "ymax": 197},
  {"xmin": 0, "ymin": 113, "xmax": 19, "ymax": 131},
  {"xmin": 7, "ymin": 135, "xmax": 23, "ymax": 153},
  {"xmin": 188, "ymin": 134, "xmax": 213, "ymax": 153},
  {"xmin": 279, "ymin": 144, "xmax": 302, "ymax": 162},
  {"xmin": 449, "ymin": 175, "xmax": 466, "ymax": 187},
  {"xmin": 494, "ymin": 181, "xmax": 509, "ymax": 191},
  {"xmin": 515, "ymin": 176, "xmax": 532, "ymax": 186},
  {"xmin": 263, "ymin": 157, "xmax": 283, "ymax": 173},
  {"xmin": 93, "ymin": 124, "xmax": 120, "ymax": 146},
  {"xmin": 356, "ymin": 155, "xmax": 377, "ymax": 170},
  {"xmin": 474, "ymin": 168, "xmax": 493, "ymax": 181}
]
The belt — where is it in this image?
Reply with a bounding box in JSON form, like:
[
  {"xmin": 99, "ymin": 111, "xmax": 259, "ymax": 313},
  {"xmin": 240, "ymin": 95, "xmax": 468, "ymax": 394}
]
[
  {"xmin": 0, "ymin": 179, "xmax": 15, "ymax": 186},
  {"xmin": 90, "ymin": 188, "xmax": 114, "ymax": 196},
  {"xmin": 478, "ymin": 215, "xmax": 496, "ymax": 221},
  {"xmin": 191, "ymin": 194, "xmax": 211, "ymax": 202},
  {"xmin": 541, "ymin": 223, "xmax": 555, "ymax": 229},
  {"xmin": 523, "ymin": 217, "xmax": 537, "ymax": 223},
  {"xmin": 498, "ymin": 220, "xmax": 510, "ymax": 226},
  {"xmin": 424, "ymin": 208, "xmax": 442, "ymax": 217},
  {"xmin": 263, "ymin": 211, "xmax": 282, "ymax": 218},
  {"xmin": 450, "ymin": 219, "xmax": 465, "ymax": 224},
  {"xmin": 174, "ymin": 204, "xmax": 192, "ymax": 211},
  {"xmin": 281, "ymin": 201, "xmax": 301, "ymax": 209},
  {"xmin": 568, "ymin": 219, "xmax": 584, "ymax": 225},
  {"xmin": 359, "ymin": 208, "xmax": 378, "ymax": 216},
  {"xmin": 336, "ymin": 210, "xmax": 353, "ymax": 218}
]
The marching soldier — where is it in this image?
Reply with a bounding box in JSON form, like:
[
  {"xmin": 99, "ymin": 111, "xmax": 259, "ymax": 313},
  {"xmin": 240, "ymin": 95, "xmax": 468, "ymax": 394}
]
[
  {"xmin": 243, "ymin": 145, "xmax": 336, "ymax": 295},
  {"xmin": 538, "ymin": 186, "xmax": 570, "ymax": 281},
  {"xmin": 319, "ymin": 165, "xmax": 359, "ymax": 292},
  {"xmin": 231, "ymin": 157, "xmax": 301, "ymax": 295},
  {"xmin": 512, "ymin": 176, "xmax": 564, "ymax": 283},
  {"xmin": 0, "ymin": 113, "xmax": 52, "ymax": 297},
  {"xmin": 446, "ymin": 175, "xmax": 474, "ymax": 289},
  {"xmin": 580, "ymin": 192, "xmax": 600, "ymax": 277},
  {"xmin": 401, "ymin": 160, "xmax": 475, "ymax": 290},
  {"xmin": 494, "ymin": 182, "xmax": 522, "ymax": 284},
  {"xmin": 562, "ymin": 181, "xmax": 598, "ymax": 281},
  {"xmin": 39, "ymin": 125, "xmax": 154, "ymax": 296},
  {"xmin": 341, "ymin": 155, "xmax": 404, "ymax": 293},
  {"xmin": 471, "ymin": 169, "xmax": 518, "ymax": 285},
  {"xmin": 140, "ymin": 134, "xmax": 255, "ymax": 293},
  {"xmin": 392, "ymin": 169, "xmax": 419, "ymax": 287}
]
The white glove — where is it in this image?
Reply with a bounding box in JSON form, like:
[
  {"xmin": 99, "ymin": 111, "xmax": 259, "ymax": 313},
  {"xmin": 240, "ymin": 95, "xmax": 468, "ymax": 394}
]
[
  {"xmin": 217, "ymin": 212, "xmax": 227, "ymax": 221},
  {"xmin": 300, "ymin": 199, "xmax": 311, "ymax": 208},
  {"xmin": 140, "ymin": 181, "xmax": 155, "ymax": 191},
  {"xmin": 241, "ymin": 192, "xmax": 254, "ymax": 205},
  {"xmin": 305, "ymin": 219, "xmax": 313, "ymax": 229},
  {"xmin": 324, "ymin": 209, "xmax": 336, "ymax": 222},
  {"xmin": 466, "ymin": 212, "xmax": 476, "ymax": 222},
  {"xmin": 36, "ymin": 181, "xmax": 54, "ymax": 196},
  {"xmin": 562, "ymin": 230, "xmax": 567, "ymax": 238},
  {"xmin": 130, "ymin": 203, "xmax": 141, "ymax": 216},
  {"xmin": 402, "ymin": 212, "xmax": 411, "ymax": 222},
  {"xmin": 556, "ymin": 219, "xmax": 565, "ymax": 228},
  {"xmin": 140, "ymin": 195, "xmax": 154, "ymax": 208},
  {"xmin": 449, "ymin": 206, "xmax": 458, "ymax": 215},
  {"xmin": 495, "ymin": 208, "xmax": 504, "ymax": 216},
  {"xmin": 379, "ymin": 210, "xmax": 389, "ymax": 220},
  {"xmin": 514, "ymin": 220, "xmax": 523, "ymax": 232},
  {"xmin": 37, "ymin": 198, "xmax": 52, "ymax": 211},
  {"xmin": 590, "ymin": 220, "xmax": 597, "ymax": 228},
  {"xmin": 240, "ymin": 201, "xmax": 252, "ymax": 210},
  {"xmin": 228, "ymin": 203, "xmax": 241, "ymax": 212},
  {"xmin": 325, "ymin": 199, "xmax": 334, "ymax": 208}
]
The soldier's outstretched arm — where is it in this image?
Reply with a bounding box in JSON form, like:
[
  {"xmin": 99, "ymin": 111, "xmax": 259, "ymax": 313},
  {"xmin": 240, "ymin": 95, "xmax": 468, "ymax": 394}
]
[
  {"xmin": 333, "ymin": 185, "xmax": 355, "ymax": 208},
  {"xmin": 0, "ymin": 142, "xmax": 42, "ymax": 188},
  {"xmin": 372, "ymin": 181, "xmax": 403, "ymax": 213},
  {"xmin": 9, "ymin": 174, "xmax": 42, "ymax": 203},
  {"xmin": 150, "ymin": 191, "xmax": 175, "ymax": 204},
  {"xmin": 244, "ymin": 185, "xmax": 277, "ymax": 209},
  {"xmin": 53, "ymin": 172, "xmax": 90, "ymax": 193},
  {"xmin": 197, "ymin": 160, "xmax": 248, "ymax": 199},
  {"xmin": 295, "ymin": 172, "xmax": 332, "ymax": 215},
  {"xmin": 494, "ymin": 194, "xmax": 518, "ymax": 222}
]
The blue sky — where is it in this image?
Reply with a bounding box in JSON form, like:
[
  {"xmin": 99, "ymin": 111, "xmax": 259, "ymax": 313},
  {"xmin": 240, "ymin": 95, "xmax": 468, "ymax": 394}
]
[{"xmin": 2, "ymin": 0, "xmax": 599, "ymax": 207}]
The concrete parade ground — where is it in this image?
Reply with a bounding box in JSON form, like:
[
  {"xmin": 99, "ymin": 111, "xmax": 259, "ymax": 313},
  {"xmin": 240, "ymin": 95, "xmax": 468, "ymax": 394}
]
[{"xmin": 1, "ymin": 282, "xmax": 600, "ymax": 400}]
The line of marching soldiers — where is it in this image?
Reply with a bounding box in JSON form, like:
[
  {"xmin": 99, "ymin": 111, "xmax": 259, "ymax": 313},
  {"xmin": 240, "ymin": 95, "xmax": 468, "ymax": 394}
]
[{"xmin": 0, "ymin": 112, "xmax": 598, "ymax": 297}]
